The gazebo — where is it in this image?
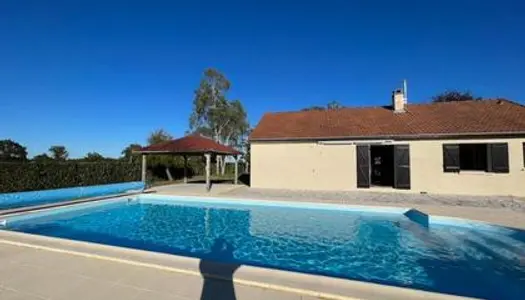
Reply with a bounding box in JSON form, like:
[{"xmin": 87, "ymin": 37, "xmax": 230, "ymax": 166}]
[{"xmin": 134, "ymin": 134, "xmax": 242, "ymax": 189}]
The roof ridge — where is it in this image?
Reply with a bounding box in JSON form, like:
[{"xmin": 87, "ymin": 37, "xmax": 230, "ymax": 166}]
[
  {"xmin": 264, "ymin": 99, "xmax": 523, "ymax": 116},
  {"xmin": 251, "ymin": 98, "xmax": 525, "ymax": 140}
]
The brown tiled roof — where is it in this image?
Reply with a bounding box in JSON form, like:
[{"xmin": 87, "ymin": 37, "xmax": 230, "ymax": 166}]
[
  {"xmin": 250, "ymin": 100, "xmax": 525, "ymax": 141},
  {"xmin": 137, "ymin": 134, "xmax": 241, "ymax": 155}
]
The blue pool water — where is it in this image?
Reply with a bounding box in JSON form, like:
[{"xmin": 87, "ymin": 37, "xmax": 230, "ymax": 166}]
[{"xmin": 3, "ymin": 196, "xmax": 525, "ymax": 300}]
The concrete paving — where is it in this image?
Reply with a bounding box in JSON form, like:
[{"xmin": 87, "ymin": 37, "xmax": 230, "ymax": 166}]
[
  {"xmin": 0, "ymin": 230, "xmax": 475, "ymax": 300},
  {"xmin": 150, "ymin": 183, "xmax": 525, "ymax": 229},
  {"xmin": 0, "ymin": 241, "xmax": 304, "ymax": 300}
]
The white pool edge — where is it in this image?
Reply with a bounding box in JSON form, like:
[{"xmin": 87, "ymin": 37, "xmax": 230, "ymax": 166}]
[{"xmin": 0, "ymin": 230, "xmax": 476, "ymax": 300}]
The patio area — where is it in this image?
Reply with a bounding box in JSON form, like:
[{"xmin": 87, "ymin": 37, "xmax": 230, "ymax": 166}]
[{"xmin": 0, "ymin": 229, "xmax": 475, "ymax": 300}]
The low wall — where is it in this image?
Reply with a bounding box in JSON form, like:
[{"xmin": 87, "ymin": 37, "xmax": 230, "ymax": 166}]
[{"xmin": 0, "ymin": 181, "xmax": 145, "ymax": 210}]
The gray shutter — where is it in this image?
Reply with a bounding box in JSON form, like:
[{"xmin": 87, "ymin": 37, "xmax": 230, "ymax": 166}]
[
  {"xmin": 356, "ymin": 145, "xmax": 370, "ymax": 188},
  {"xmin": 489, "ymin": 143, "xmax": 509, "ymax": 173},
  {"xmin": 394, "ymin": 145, "xmax": 411, "ymax": 189},
  {"xmin": 522, "ymin": 143, "xmax": 525, "ymax": 168},
  {"xmin": 442, "ymin": 144, "xmax": 460, "ymax": 172}
]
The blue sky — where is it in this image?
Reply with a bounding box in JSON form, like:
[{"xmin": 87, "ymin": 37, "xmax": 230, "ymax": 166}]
[{"xmin": 1, "ymin": 1, "xmax": 524, "ymax": 158}]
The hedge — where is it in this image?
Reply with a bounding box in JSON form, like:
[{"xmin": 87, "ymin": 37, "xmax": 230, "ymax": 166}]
[{"xmin": 0, "ymin": 162, "xmax": 141, "ymax": 193}]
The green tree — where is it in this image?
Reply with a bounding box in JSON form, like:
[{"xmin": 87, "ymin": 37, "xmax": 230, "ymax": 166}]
[
  {"xmin": 121, "ymin": 144, "xmax": 142, "ymax": 163},
  {"xmin": 83, "ymin": 152, "xmax": 105, "ymax": 162},
  {"xmin": 189, "ymin": 68, "xmax": 249, "ymax": 175},
  {"xmin": 32, "ymin": 153, "xmax": 53, "ymax": 163},
  {"xmin": 432, "ymin": 90, "xmax": 482, "ymax": 103},
  {"xmin": 301, "ymin": 106, "xmax": 325, "ymax": 112},
  {"xmin": 147, "ymin": 130, "xmax": 177, "ymax": 181},
  {"xmin": 49, "ymin": 145, "xmax": 69, "ymax": 161},
  {"xmin": 147, "ymin": 129, "xmax": 173, "ymax": 145},
  {"xmin": 0, "ymin": 139, "xmax": 28, "ymax": 161},
  {"xmin": 242, "ymin": 128, "xmax": 252, "ymax": 173},
  {"xmin": 302, "ymin": 101, "xmax": 344, "ymax": 111},
  {"xmin": 327, "ymin": 100, "xmax": 343, "ymax": 110}
]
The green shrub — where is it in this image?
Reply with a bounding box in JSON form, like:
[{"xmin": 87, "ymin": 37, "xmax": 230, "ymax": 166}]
[{"xmin": 0, "ymin": 162, "xmax": 141, "ymax": 193}]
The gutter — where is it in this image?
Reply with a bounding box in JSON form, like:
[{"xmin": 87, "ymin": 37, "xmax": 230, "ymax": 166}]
[{"xmin": 249, "ymin": 131, "xmax": 525, "ymax": 142}]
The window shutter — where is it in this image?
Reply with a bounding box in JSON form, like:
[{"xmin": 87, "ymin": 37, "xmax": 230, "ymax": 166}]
[
  {"xmin": 394, "ymin": 145, "xmax": 411, "ymax": 189},
  {"xmin": 489, "ymin": 143, "xmax": 509, "ymax": 173},
  {"xmin": 356, "ymin": 145, "xmax": 370, "ymax": 188},
  {"xmin": 442, "ymin": 144, "xmax": 460, "ymax": 172},
  {"xmin": 522, "ymin": 142, "xmax": 525, "ymax": 168}
]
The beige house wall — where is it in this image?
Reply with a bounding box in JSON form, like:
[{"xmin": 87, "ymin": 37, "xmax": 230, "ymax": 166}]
[
  {"xmin": 251, "ymin": 138, "xmax": 525, "ymax": 197},
  {"xmin": 410, "ymin": 138, "xmax": 525, "ymax": 197},
  {"xmin": 251, "ymin": 142, "xmax": 356, "ymax": 191}
]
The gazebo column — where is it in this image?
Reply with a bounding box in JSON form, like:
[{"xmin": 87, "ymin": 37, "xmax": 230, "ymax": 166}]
[
  {"xmin": 234, "ymin": 155, "xmax": 239, "ymax": 185},
  {"xmin": 141, "ymin": 154, "xmax": 147, "ymax": 183},
  {"xmin": 204, "ymin": 153, "xmax": 211, "ymax": 191},
  {"xmin": 183, "ymin": 155, "xmax": 188, "ymax": 184}
]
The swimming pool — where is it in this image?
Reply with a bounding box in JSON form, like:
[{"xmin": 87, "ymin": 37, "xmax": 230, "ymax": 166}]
[{"xmin": 2, "ymin": 195, "xmax": 524, "ymax": 300}]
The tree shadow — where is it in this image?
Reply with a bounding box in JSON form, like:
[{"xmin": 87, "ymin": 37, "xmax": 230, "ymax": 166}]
[
  {"xmin": 189, "ymin": 179, "xmax": 234, "ymax": 184},
  {"xmin": 199, "ymin": 238, "xmax": 240, "ymax": 300}
]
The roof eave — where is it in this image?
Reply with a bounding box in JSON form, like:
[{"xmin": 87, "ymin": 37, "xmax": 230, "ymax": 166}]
[
  {"xmin": 249, "ymin": 131, "xmax": 525, "ymax": 142},
  {"xmin": 133, "ymin": 149, "xmax": 241, "ymax": 155}
]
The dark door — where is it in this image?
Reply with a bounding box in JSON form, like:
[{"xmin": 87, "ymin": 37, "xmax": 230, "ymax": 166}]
[
  {"xmin": 394, "ymin": 145, "xmax": 411, "ymax": 189},
  {"xmin": 356, "ymin": 145, "xmax": 370, "ymax": 188},
  {"xmin": 370, "ymin": 145, "xmax": 394, "ymax": 186}
]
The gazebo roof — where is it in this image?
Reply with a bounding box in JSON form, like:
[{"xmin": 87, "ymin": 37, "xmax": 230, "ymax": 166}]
[{"xmin": 136, "ymin": 134, "xmax": 241, "ymax": 155}]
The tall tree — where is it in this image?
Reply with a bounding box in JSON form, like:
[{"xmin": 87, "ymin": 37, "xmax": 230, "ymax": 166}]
[
  {"xmin": 301, "ymin": 106, "xmax": 325, "ymax": 112},
  {"xmin": 83, "ymin": 152, "xmax": 105, "ymax": 162},
  {"xmin": 0, "ymin": 139, "xmax": 28, "ymax": 161},
  {"xmin": 147, "ymin": 129, "xmax": 173, "ymax": 145},
  {"xmin": 32, "ymin": 153, "xmax": 53, "ymax": 163},
  {"xmin": 49, "ymin": 145, "xmax": 69, "ymax": 161},
  {"xmin": 189, "ymin": 68, "xmax": 249, "ymax": 175},
  {"xmin": 302, "ymin": 101, "xmax": 344, "ymax": 111},
  {"xmin": 432, "ymin": 90, "xmax": 482, "ymax": 103},
  {"xmin": 327, "ymin": 100, "xmax": 343, "ymax": 110},
  {"xmin": 241, "ymin": 128, "xmax": 252, "ymax": 173},
  {"xmin": 147, "ymin": 129, "xmax": 175, "ymax": 180},
  {"xmin": 121, "ymin": 143, "xmax": 142, "ymax": 163}
]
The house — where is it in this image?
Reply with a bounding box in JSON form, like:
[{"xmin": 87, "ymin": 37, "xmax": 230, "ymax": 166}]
[{"xmin": 249, "ymin": 89, "xmax": 525, "ymax": 197}]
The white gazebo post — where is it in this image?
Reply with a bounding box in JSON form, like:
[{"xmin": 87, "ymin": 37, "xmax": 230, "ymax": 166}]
[
  {"xmin": 205, "ymin": 153, "xmax": 211, "ymax": 191},
  {"xmin": 183, "ymin": 155, "xmax": 188, "ymax": 184},
  {"xmin": 234, "ymin": 154, "xmax": 239, "ymax": 185},
  {"xmin": 141, "ymin": 154, "xmax": 147, "ymax": 183}
]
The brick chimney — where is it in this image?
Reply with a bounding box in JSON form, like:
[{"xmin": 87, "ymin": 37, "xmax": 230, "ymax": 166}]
[{"xmin": 392, "ymin": 88, "xmax": 406, "ymax": 113}]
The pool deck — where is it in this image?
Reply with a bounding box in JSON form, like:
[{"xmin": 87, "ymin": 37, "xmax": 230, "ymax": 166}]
[
  {"xmin": 1, "ymin": 183, "xmax": 523, "ymax": 300},
  {"xmin": 151, "ymin": 183, "xmax": 525, "ymax": 229},
  {"xmin": 0, "ymin": 230, "xmax": 476, "ymax": 300}
]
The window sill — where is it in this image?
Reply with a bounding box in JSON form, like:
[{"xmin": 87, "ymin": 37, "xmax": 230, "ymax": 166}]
[
  {"xmin": 446, "ymin": 170, "xmax": 507, "ymax": 176},
  {"xmin": 458, "ymin": 170, "xmax": 490, "ymax": 175}
]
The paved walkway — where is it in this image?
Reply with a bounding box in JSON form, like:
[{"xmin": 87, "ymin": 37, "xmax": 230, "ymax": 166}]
[
  {"xmin": 151, "ymin": 184, "xmax": 525, "ymax": 229},
  {"xmin": 0, "ymin": 242, "xmax": 306, "ymax": 300}
]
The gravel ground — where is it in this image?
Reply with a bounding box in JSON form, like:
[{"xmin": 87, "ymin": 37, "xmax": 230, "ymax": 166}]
[{"xmin": 221, "ymin": 186, "xmax": 525, "ymax": 213}]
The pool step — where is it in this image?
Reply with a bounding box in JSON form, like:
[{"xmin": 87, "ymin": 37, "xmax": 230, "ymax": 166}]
[{"xmin": 403, "ymin": 209, "xmax": 429, "ymax": 228}]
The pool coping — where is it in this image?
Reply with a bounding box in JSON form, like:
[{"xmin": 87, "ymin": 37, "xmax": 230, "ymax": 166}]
[
  {"xmin": 0, "ymin": 230, "xmax": 476, "ymax": 300},
  {"xmin": 139, "ymin": 193, "xmax": 522, "ymax": 234}
]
